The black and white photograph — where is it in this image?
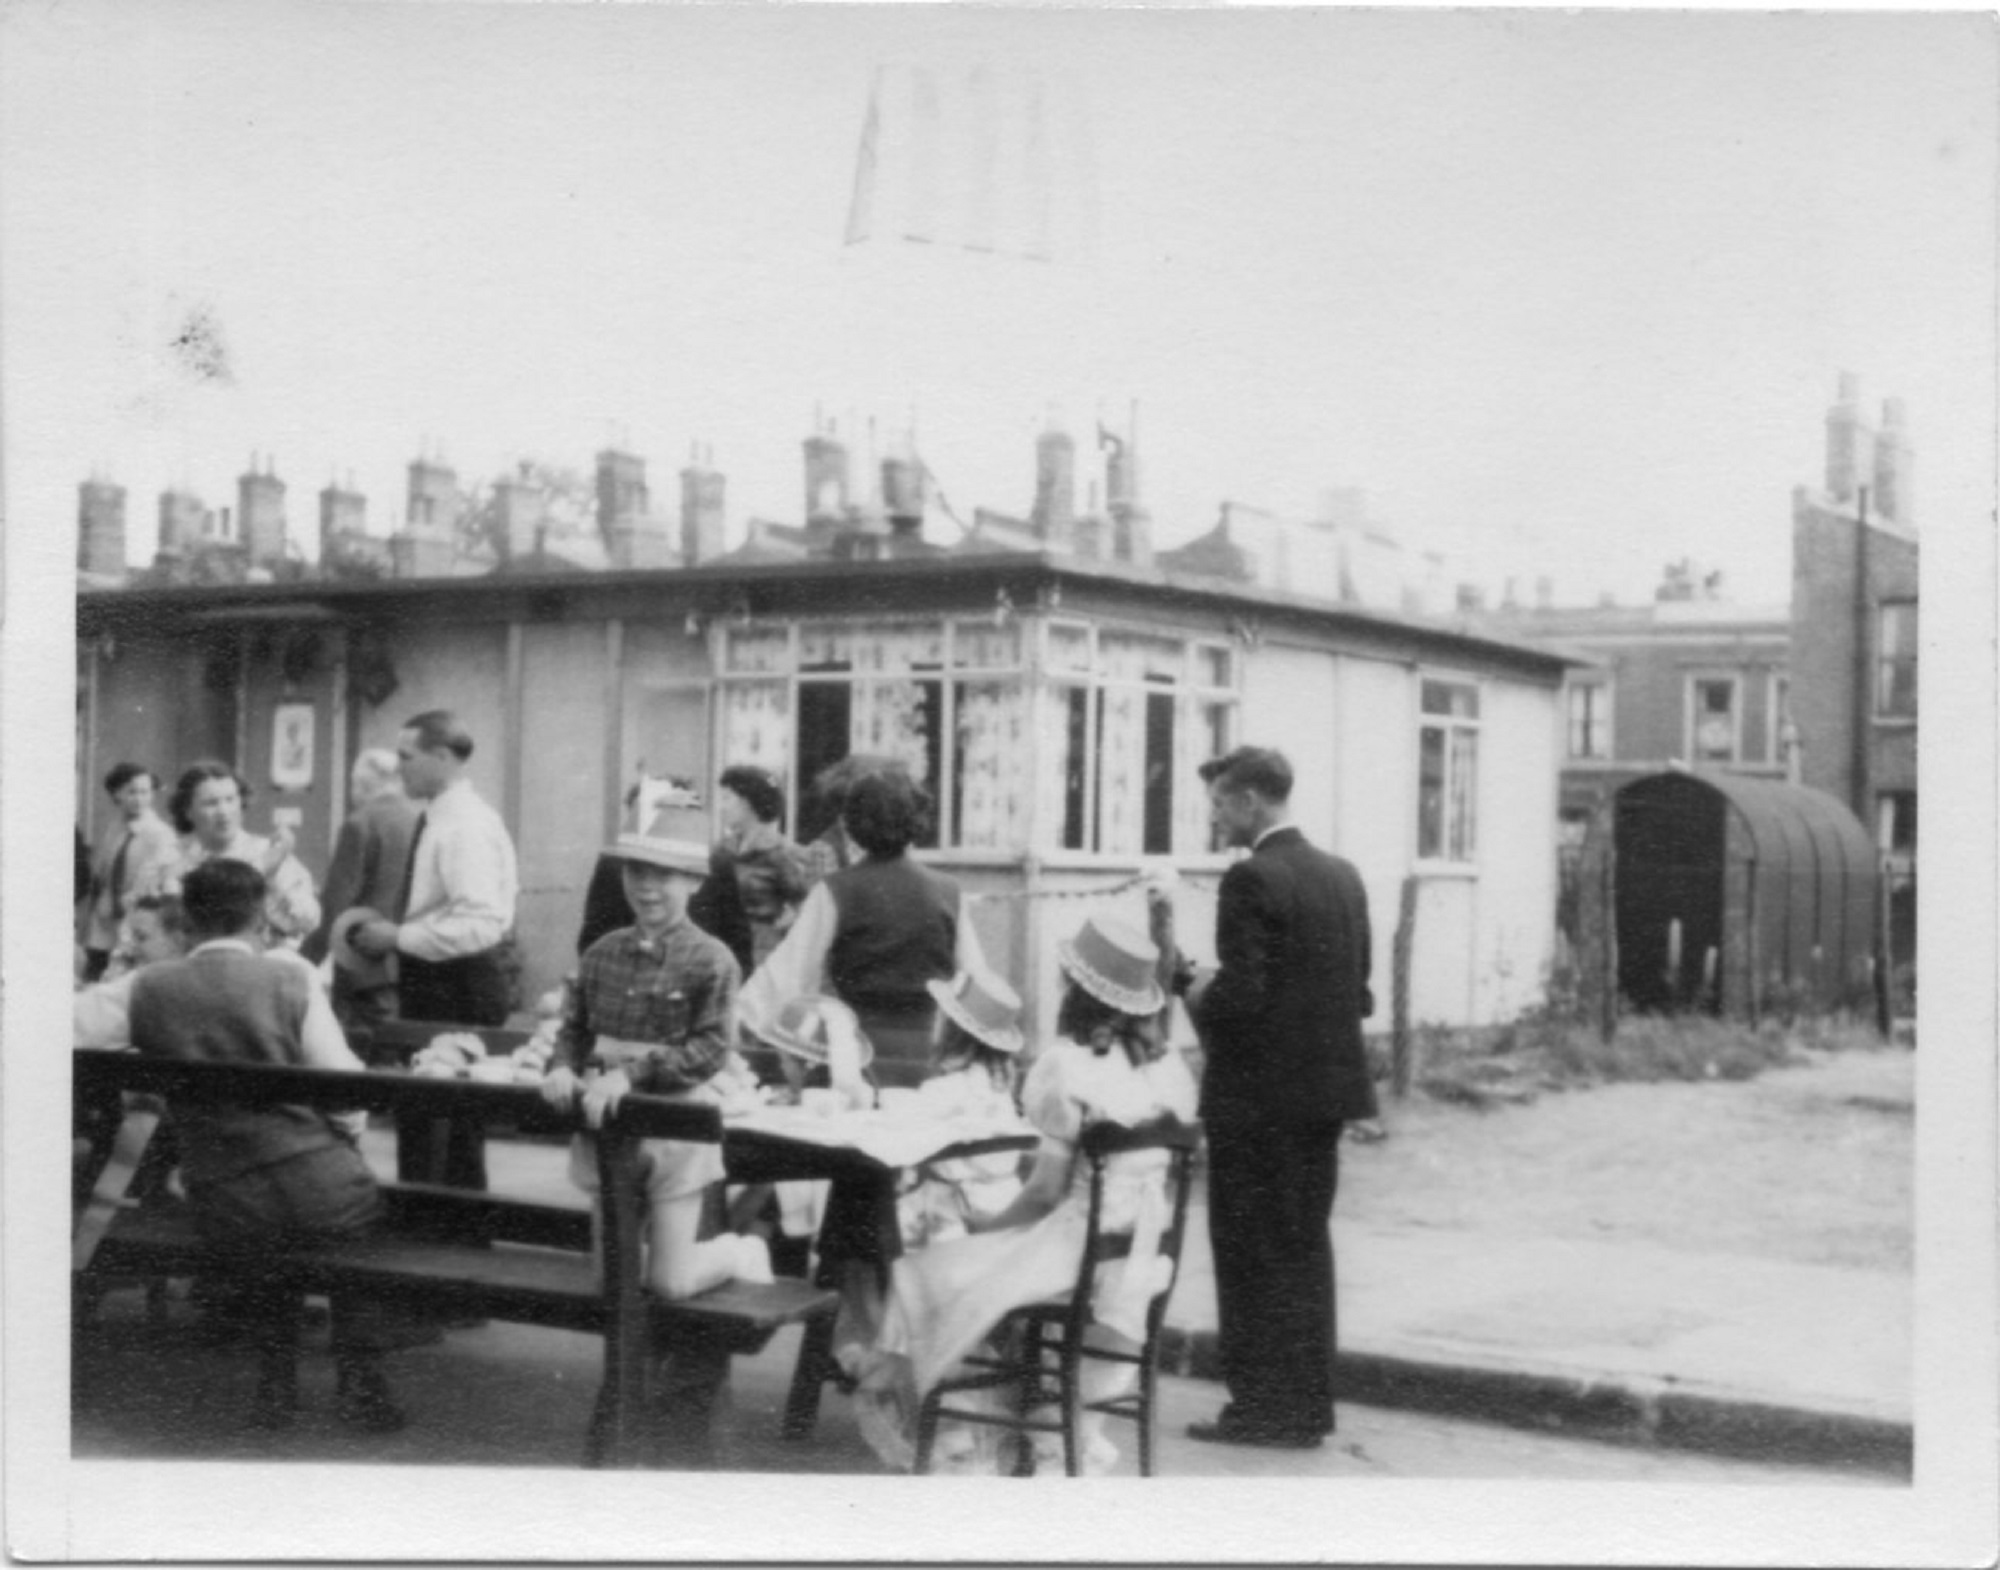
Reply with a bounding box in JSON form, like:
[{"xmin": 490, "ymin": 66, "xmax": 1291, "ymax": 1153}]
[{"xmin": 3, "ymin": 2, "xmax": 1994, "ymax": 1562}]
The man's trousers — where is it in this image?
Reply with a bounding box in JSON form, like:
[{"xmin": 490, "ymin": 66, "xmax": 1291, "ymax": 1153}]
[{"xmin": 1203, "ymin": 1116, "xmax": 1343, "ymax": 1440}]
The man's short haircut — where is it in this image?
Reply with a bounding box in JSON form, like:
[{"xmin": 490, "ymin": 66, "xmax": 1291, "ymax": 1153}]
[
  {"xmin": 403, "ymin": 709, "xmax": 474, "ymax": 761},
  {"xmin": 169, "ymin": 761, "xmax": 251, "ymax": 834},
  {"xmin": 179, "ymin": 859, "xmax": 267, "ymax": 941},
  {"xmin": 103, "ymin": 762, "xmax": 155, "ymax": 797},
  {"xmin": 719, "ymin": 764, "xmax": 786, "ymax": 826},
  {"xmin": 841, "ymin": 768, "xmax": 932, "ymax": 859},
  {"xmin": 1198, "ymin": 746, "xmax": 1294, "ymax": 803},
  {"xmin": 354, "ymin": 746, "xmax": 401, "ymax": 789}
]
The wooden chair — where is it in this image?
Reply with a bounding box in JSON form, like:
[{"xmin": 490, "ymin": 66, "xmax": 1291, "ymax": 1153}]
[{"xmin": 912, "ymin": 1115, "xmax": 1201, "ymax": 1477}]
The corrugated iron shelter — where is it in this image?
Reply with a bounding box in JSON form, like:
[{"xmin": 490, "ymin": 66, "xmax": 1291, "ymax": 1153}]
[{"xmin": 1613, "ymin": 770, "xmax": 1879, "ymax": 1017}]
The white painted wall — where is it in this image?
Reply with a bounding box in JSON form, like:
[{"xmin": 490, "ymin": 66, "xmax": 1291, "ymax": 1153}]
[
  {"xmin": 1334, "ymin": 653, "xmax": 1415, "ymax": 1020},
  {"xmin": 1239, "ymin": 640, "xmax": 1339, "ymax": 848},
  {"xmin": 1473, "ymin": 673, "xmax": 1563, "ymax": 1020}
]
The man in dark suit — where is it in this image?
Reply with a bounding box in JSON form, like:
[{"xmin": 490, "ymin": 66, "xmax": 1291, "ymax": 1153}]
[
  {"xmin": 301, "ymin": 748, "xmax": 418, "ymax": 1031},
  {"xmin": 1184, "ymin": 746, "xmax": 1376, "ymax": 1450}
]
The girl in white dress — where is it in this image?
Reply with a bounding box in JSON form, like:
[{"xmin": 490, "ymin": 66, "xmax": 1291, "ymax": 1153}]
[
  {"xmin": 896, "ymin": 969, "xmax": 1028, "ymax": 1250},
  {"xmin": 847, "ymin": 915, "xmax": 1198, "ymax": 1475}
]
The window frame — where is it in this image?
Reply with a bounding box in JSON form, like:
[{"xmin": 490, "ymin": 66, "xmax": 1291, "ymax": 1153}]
[
  {"xmin": 1564, "ymin": 676, "xmax": 1614, "ymax": 761},
  {"xmin": 713, "ymin": 612, "xmax": 1240, "ymax": 856},
  {"xmin": 1415, "ymin": 672, "xmax": 1481, "ymax": 868},
  {"xmin": 1875, "ymin": 601, "xmax": 1918, "ymax": 720},
  {"xmin": 1684, "ymin": 672, "xmax": 1743, "ymax": 766}
]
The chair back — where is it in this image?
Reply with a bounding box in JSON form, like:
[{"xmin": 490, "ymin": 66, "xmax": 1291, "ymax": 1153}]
[{"xmin": 1068, "ymin": 1114, "xmax": 1201, "ymax": 1338}]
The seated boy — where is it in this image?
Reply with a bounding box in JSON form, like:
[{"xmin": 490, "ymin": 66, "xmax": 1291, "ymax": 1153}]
[
  {"xmin": 541, "ymin": 829, "xmax": 769, "ymax": 1464},
  {"xmin": 540, "ymin": 829, "xmax": 770, "ymax": 1297},
  {"xmin": 124, "ymin": 859, "xmax": 407, "ymax": 1432}
]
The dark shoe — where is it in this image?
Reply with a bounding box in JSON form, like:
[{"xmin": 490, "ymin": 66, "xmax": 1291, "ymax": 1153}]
[
  {"xmin": 1186, "ymin": 1416, "xmax": 1323, "ymax": 1451},
  {"xmin": 335, "ymin": 1364, "xmax": 408, "ymax": 1434}
]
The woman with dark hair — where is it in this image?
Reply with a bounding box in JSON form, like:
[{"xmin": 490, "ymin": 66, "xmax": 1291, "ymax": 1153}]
[
  {"xmin": 842, "ymin": 915, "xmax": 1198, "ymax": 1474},
  {"xmin": 798, "ymin": 753, "xmax": 898, "ymax": 887},
  {"xmin": 712, "ymin": 764, "xmax": 809, "ymax": 972},
  {"xmin": 736, "ymin": 764, "xmax": 982, "ymax": 1086},
  {"xmin": 146, "ymin": 761, "xmax": 319, "ymax": 949}
]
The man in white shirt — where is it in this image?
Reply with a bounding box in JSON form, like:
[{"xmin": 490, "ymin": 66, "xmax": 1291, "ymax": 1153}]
[{"xmin": 350, "ymin": 710, "xmax": 520, "ymax": 1027}]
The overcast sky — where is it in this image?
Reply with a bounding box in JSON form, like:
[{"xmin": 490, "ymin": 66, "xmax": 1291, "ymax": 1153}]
[{"xmin": 3, "ymin": 2, "xmax": 1993, "ymax": 606}]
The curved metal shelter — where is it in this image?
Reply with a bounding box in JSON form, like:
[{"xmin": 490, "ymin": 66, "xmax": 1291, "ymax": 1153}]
[{"xmin": 1613, "ymin": 770, "xmax": 1880, "ymax": 1017}]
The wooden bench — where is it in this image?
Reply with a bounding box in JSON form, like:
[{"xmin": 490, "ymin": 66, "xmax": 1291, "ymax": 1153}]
[{"xmin": 72, "ymin": 1049, "xmax": 840, "ymax": 1467}]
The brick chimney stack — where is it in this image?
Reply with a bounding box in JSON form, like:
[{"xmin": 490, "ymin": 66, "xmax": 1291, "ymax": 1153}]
[
  {"xmin": 1824, "ymin": 371, "xmax": 1875, "ymax": 507},
  {"xmin": 1872, "ymin": 396, "xmax": 1915, "ymax": 528},
  {"xmin": 1031, "ymin": 420, "xmax": 1076, "ymax": 549},
  {"xmin": 882, "ymin": 439, "xmax": 924, "ymax": 539},
  {"xmin": 78, "ymin": 476, "xmax": 127, "ymax": 577},
  {"xmin": 238, "ymin": 454, "xmax": 288, "ymax": 567},
  {"xmin": 156, "ymin": 488, "xmax": 205, "ymax": 560},
  {"xmin": 318, "ymin": 478, "xmax": 366, "ymax": 556},
  {"xmin": 803, "ymin": 419, "xmax": 850, "ymax": 541},
  {"xmin": 1103, "ymin": 407, "xmax": 1152, "ymax": 568},
  {"xmin": 396, "ymin": 456, "xmax": 460, "ymax": 577},
  {"xmin": 679, "ymin": 445, "xmax": 726, "ymax": 565},
  {"xmin": 493, "ymin": 467, "xmax": 547, "ymax": 561}
]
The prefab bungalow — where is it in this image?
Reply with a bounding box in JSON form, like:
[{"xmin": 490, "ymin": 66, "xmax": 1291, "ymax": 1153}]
[{"xmin": 77, "ymin": 549, "xmax": 1574, "ymax": 1038}]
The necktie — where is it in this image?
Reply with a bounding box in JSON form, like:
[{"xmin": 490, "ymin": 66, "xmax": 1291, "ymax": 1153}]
[
  {"xmin": 396, "ymin": 812, "xmax": 428, "ymax": 922},
  {"xmin": 105, "ymin": 831, "xmax": 133, "ymax": 919}
]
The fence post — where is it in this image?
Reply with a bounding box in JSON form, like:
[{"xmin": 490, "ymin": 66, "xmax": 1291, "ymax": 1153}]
[{"xmin": 1390, "ymin": 874, "xmax": 1418, "ymax": 1099}]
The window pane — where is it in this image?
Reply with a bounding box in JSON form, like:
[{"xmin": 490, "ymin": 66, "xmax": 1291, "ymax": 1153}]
[
  {"xmin": 1692, "ymin": 679, "xmax": 1736, "ymax": 762},
  {"xmin": 952, "ymin": 681, "xmax": 1032, "ymax": 850},
  {"xmin": 952, "ymin": 621, "xmax": 1020, "ymax": 670},
  {"xmin": 721, "ymin": 681, "xmax": 791, "ymax": 775},
  {"xmin": 1143, "ymin": 688, "xmax": 1176, "ymax": 855},
  {"xmin": 724, "ymin": 628, "xmax": 789, "ymax": 674},
  {"xmin": 1047, "ymin": 624, "xmax": 1092, "ymax": 676},
  {"xmin": 1421, "ymin": 678, "xmax": 1478, "ymax": 719},
  {"xmin": 849, "ymin": 622, "xmax": 944, "ymax": 673},
  {"xmin": 1417, "ymin": 725, "xmax": 1445, "ymax": 859},
  {"xmin": 849, "ymin": 679, "xmax": 941, "ymax": 796},
  {"xmin": 1097, "ymin": 683, "xmax": 1150, "ymax": 855},
  {"xmin": 1041, "ymin": 684, "xmax": 1089, "ymax": 849},
  {"xmin": 1101, "ymin": 633, "xmax": 1181, "ymax": 683},
  {"xmin": 798, "ymin": 624, "xmax": 851, "ymax": 672},
  {"xmin": 1448, "ymin": 727, "xmax": 1478, "ymax": 860},
  {"xmin": 795, "ymin": 683, "xmax": 852, "ymax": 838}
]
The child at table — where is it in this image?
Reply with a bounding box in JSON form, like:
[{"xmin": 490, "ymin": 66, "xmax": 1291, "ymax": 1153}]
[
  {"xmin": 845, "ymin": 915, "xmax": 1198, "ymax": 1475},
  {"xmin": 895, "ymin": 969, "xmax": 1026, "ymax": 1250},
  {"xmin": 540, "ymin": 830, "xmax": 772, "ymax": 1300}
]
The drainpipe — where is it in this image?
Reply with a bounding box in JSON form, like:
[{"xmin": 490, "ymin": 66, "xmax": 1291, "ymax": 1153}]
[{"xmin": 1850, "ymin": 485, "xmax": 1872, "ymax": 821}]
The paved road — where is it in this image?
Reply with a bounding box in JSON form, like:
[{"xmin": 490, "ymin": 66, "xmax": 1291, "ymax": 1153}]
[{"xmin": 72, "ymin": 1293, "xmax": 1893, "ymax": 1488}]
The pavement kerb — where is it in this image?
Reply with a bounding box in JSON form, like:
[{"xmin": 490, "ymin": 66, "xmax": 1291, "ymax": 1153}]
[{"xmin": 1155, "ymin": 1324, "xmax": 1914, "ymax": 1478}]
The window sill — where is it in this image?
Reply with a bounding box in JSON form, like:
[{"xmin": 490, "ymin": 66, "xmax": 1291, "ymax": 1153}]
[{"xmin": 1412, "ymin": 861, "xmax": 1479, "ymax": 880}]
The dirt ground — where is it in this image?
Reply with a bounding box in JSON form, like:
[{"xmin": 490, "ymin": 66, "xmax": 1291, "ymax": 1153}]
[{"xmin": 1338, "ymin": 1045, "xmax": 1914, "ymax": 1273}]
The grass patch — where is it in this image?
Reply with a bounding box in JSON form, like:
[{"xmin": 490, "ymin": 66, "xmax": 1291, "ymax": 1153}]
[{"xmin": 1406, "ymin": 1005, "xmax": 1895, "ymax": 1107}]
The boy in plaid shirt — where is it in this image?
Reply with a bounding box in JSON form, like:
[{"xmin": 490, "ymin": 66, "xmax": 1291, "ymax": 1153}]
[{"xmin": 540, "ymin": 831, "xmax": 771, "ymax": 1298}]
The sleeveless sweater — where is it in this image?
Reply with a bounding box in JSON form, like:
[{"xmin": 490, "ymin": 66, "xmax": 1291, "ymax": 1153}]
[
  {"xmin": 127, "ymin": 948, "xmax": 346, "ymax": 1187},
  {"xmin": 825, "ymin": 856, "xmax": 960, "ymax": 1018}
]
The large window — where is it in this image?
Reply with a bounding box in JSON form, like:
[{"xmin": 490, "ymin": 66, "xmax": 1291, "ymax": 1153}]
[
  {"xmin": 1417, "ymin": 677, "xmax": 1479, "ymax": 864},
  {"xmin": 1876, "ymin": 602, "xmax": 1918, "ymax": 718},
  {"xmin": 1687, "ymin": 676, "xmax": 1740, "ymax": 764},
  {"xmin": 1565, "ymin": 679, "xmax": 1612, "ymax": 760},
  {"xmin": 716, "ymin": 618, "xmax": 1236, "ymax": 855}
]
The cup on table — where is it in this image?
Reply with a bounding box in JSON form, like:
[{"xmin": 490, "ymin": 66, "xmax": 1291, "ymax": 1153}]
[{"xmin": 800, "ymin": 1087, "xmax": 842, "ymax": 1118}]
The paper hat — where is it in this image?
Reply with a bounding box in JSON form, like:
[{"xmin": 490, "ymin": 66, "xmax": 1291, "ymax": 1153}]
[
  {"xmin": 1055, "ymin": 914, "xmax": 1165, "ymax": 1017},
  {"xmin": 926, "ymin": 969, "xmax": 1025, "ymax": 1055}
]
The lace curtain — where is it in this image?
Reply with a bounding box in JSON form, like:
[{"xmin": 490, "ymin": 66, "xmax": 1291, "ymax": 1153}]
[
  {"xmin": 954, "ymin": 681, "xmax": 1032, "ymax": 849},
  {"xmin": 722, "ymin": 681, "xmax": 791, "ymax": 775},
  {"xmin": 850, "ymin": 679, "xmax": 935, "ymax": 781},
  {"xmin": 1097, "ymin": 683, "xmax": 1148, "ymax": 856}
]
